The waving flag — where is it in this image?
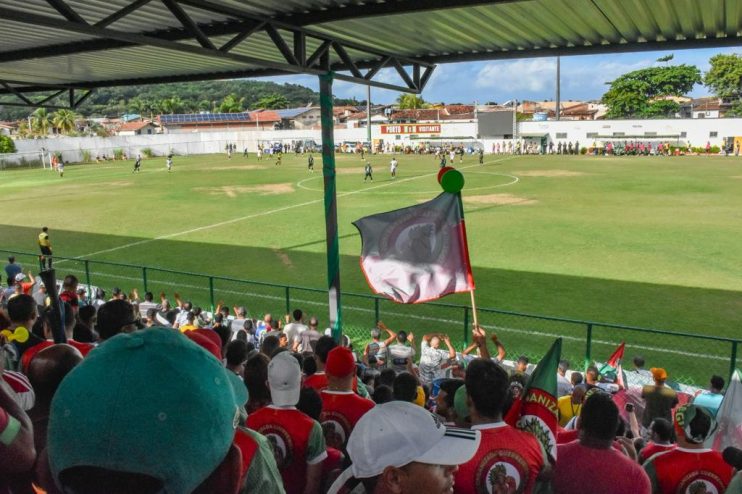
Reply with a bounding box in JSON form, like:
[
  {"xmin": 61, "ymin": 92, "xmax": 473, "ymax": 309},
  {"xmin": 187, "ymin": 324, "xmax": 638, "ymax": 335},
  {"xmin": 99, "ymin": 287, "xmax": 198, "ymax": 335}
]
[
  {"xmin": 598, "ymin": 342, "xmax": 626, "ymax": 388},
  {"xmin": 353, "ymin": 192, "xmax": 474, "ymax": 304},
  {"xmin": 506, "ymin": 338, "xmax": 562, "ymax": 462},
  {"xmin": 707, "ymin": 370, "xmax": 742, "ymax": 451}
]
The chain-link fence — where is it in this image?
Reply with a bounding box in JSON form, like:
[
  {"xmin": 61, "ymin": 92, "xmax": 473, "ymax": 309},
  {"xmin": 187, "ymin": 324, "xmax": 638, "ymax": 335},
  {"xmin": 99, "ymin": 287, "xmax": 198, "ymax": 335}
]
[{"xmin": 1, "ymin": 248, "xmax": 738, "ymax": 386}]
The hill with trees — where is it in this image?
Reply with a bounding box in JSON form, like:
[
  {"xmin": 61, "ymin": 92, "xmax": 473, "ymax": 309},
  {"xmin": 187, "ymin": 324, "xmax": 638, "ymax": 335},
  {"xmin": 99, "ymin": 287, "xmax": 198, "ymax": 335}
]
[{"xmin": 0, "ymin": 79, "xmax": 362, "ymax": 121}]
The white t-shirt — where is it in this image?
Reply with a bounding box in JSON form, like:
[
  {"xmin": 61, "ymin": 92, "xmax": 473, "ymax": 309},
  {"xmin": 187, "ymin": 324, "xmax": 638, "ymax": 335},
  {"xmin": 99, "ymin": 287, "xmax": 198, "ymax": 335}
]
[
  {"xmin": 283, "ymin": 322, "xmax": 308, "ymax": 347},
  {"xmin": 390, "ymin": 159, "xmax": 398, "ymax": 171},
  {"xmin": 418, "ymin": 340, "xmax": 450, "ymax": 384},
  {"xmin": 388, "ymin": 343, "xmax": 415, "ymax": 373}
]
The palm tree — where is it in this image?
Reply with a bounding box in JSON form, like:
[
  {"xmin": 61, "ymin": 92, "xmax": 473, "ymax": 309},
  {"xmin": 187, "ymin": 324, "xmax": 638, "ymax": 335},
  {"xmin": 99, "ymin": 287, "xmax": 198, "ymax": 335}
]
[
  {"xmin": 219, "ymin": 93, "xmax": 245, "ymax": 113},
  {"xmin": 52, "ymin": 109, "xmax": 78, "ymax": 135},
  {"xmin": 160, "ymin": 96, "xmax": 184, "ymax": 114},
  {"xmin": 30, "ymin": 108, "xmax": 52, "ymax": 136},
  {"xmin": 396, "ymin": 94, "xmax": 427, "ymax": 109},
  {"xmin": 255, "ymin": 93, "xmax": 290, "ymax": 109}
]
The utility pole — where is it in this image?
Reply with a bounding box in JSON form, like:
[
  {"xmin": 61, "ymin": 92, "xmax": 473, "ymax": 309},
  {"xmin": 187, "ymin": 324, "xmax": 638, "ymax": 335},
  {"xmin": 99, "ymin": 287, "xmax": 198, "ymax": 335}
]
[
  {"xmin": 556, "ymin": 56, "xmax": 561, "ymax": 121},
  {"xmin": 366, "ymin": 85, "xmax": 371, "ymax": 151}
]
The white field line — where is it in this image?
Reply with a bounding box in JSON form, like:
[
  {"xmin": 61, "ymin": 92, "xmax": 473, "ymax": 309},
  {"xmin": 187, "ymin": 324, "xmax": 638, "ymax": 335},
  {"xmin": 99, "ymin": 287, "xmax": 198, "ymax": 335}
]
[
  {"xmin": 60, "ymin": 156, "xmax": 514, "ymax": 263},
  {"xmin": 67, "ymin": 266, "xmax": 729, "ymax": 362}
]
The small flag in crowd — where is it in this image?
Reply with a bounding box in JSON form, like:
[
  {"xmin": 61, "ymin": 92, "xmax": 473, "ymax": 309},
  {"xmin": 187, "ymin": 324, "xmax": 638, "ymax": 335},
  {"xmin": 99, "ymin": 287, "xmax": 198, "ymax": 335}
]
[
  {"xmin": 598, "ymin": 342, "xmax": 626, "ymax": 389},
  {"xmin": 507, "ymin": 338, "xmax": 562, "ymax": 462},
  {"xmin": 352, "ymin": 191, "xmax": 474, "ymax": 304},
  {"xmin": 708, "ymin": 369, "xmax": 742, "ymax": 451}
]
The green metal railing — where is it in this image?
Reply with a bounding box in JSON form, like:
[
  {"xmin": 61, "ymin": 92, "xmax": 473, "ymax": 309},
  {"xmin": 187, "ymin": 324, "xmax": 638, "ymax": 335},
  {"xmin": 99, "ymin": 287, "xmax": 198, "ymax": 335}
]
[{"xmin": 2, "ymin": 249, "xmax": 739, "ymax": 387}]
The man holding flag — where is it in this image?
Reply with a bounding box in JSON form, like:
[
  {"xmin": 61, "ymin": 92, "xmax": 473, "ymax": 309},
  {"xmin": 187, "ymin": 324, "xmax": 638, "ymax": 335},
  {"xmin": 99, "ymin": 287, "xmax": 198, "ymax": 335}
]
[{"xmin": 454, "ymin": 358, "xmax": 548, "ymax": 494}]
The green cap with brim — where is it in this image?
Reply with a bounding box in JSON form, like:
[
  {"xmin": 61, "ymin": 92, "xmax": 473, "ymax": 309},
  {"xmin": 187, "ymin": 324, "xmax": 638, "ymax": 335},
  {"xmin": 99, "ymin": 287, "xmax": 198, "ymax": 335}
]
[{"xmin": 48, "ymin": 328, "xmax": 242, "ymax": 493}]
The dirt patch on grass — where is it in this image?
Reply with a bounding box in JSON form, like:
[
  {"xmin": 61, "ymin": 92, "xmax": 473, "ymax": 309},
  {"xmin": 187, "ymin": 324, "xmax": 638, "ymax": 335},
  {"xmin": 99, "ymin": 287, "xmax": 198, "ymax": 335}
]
[
  {"xmin": 210, "ymin": 165, "xmax": 267, "ymax": 171},
  {"xmin": 464, "ymin": 194, "xmax": 537, "ymax": 206},
  {"xmin": 196, "ymin": 183, "xmax": 294, "ymax": 197},
  {"xmin": 517, "ymin": 170, "xmax": 586, "ymax": 177},
  {"xmin": 732, "ymin": 176, "xmax": 742, "ymax": 179},
  {"xmin": 335, "ymin": 167, "xmax": 366, "ymax": 175},
  {"xmin": 272, "ymin": 249, "xmax": 294, "ymax": 268}
]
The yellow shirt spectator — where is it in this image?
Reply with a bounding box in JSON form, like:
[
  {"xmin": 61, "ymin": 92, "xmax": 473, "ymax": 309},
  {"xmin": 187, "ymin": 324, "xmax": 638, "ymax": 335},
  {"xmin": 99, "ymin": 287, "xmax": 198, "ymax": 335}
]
[{"xmin": 557, "ymin": 394, "xmax": 582, "ymax": 427}]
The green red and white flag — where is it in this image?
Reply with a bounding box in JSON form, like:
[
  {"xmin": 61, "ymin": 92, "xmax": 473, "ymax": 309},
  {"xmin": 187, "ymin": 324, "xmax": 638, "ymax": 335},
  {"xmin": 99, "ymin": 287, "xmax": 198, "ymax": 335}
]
[
  {"xmin": 598, "ymin": 342, "xmax": 625, "ymax": 388},
  {"xmin": 507, "ymin": 338, "xmax": 562, "ymax": 462},
  {"xmin": 707, "ymin": 369, "xmax": 742, "ymax": 451},
  {"xmin": 352, "ymin": 192, "xmax": 475, "ymax": 304}
]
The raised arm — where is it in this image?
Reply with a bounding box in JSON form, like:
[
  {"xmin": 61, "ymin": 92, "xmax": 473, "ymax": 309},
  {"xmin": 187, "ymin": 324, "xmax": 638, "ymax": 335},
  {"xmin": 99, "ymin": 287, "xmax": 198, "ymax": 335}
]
[
  {"xmin": 491, "ymin": 332, "xmax": 506, "ymax": 362},
  {"xmin": 377, "ymin": 321, "xmax": 397, "ymax": 346},
  {"xmin": 472, "ymin": 326, "xmax": 490, "ymax": 361},
  {"xmin": 442, "ymin": 334, "xmax": 456, "ymax": 360}
]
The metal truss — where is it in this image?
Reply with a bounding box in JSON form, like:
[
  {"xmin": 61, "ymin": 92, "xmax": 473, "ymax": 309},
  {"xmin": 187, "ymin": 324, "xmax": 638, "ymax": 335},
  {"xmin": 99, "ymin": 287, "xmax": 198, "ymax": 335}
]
[
  {"xmin": 0, "ymin": 0, "xmax": 437, "ymax": 102},
  {"xmin": 0, "ymin": 80, "xmax": 93, "ymax": 110}
]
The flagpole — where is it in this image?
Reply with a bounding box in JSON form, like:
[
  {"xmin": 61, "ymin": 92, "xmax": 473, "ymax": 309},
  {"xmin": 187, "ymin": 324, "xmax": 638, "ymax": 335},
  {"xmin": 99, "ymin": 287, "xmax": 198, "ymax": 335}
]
[{"xmin": 469, "ymin": 289, "xmax": 479, "ymax": 329}]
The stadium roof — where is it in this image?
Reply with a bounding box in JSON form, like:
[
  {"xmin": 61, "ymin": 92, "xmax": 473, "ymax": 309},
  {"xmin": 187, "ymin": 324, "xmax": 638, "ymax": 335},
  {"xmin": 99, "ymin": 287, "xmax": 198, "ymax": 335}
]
[{"xmin": 1, "ymin": 0, "xmax": 741, "ymax": 108}]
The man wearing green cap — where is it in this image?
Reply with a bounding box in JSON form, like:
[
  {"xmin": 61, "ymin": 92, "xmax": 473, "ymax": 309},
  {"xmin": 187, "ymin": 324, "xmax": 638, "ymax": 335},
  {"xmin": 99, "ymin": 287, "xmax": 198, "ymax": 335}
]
[
  {"xmin": 41, "ymin": 329, "xmax": 284, "ymax": 494},
  {"xmin": 644, "ymin": 404, "xmax": 733, "ymax": 494}
]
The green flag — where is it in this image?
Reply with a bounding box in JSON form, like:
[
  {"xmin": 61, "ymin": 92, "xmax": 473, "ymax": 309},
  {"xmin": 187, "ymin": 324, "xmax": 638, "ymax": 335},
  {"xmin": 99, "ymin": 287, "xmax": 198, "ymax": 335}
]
[{"xmin": 517, "ymin": 338, "xmax": 562, "ymax": 462}]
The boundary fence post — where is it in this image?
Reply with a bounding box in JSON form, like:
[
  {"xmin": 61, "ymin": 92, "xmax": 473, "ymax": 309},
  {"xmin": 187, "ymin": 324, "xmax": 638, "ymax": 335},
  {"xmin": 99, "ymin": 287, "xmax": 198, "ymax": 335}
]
[
  {"xmin": 142, "ymin": 267, "xmax": 148, "ymax": 293},
  {"xmin": 285, "ymin": 286, "xmax": 290, "ymax": 315},
  {"xmin": 585, "ymin": 323, "xmax": 593, "ymax": 368},
  {"xmin": 209, "ymin": 276, "xmax": 215, "ymax": 311},
  {"xmin": 374, "ymin": 298, "xmax": 380, "ymax": 324},
  {"xmin": 463, "ymin": 307, "xmax": 470, "ymax": 346},
  {"xmin": 84, "ymin": 260, "xmax": 92, "ymax": 295},
  {"xmin": 730, "ymin": 341, "xmax": 738, "ymax": 382}
]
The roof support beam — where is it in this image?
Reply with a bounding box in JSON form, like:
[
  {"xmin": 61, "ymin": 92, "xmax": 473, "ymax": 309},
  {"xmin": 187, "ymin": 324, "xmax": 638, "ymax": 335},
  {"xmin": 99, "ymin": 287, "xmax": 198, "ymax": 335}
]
[
  {"xmin": 218, "ymin": 21, "xmax": 265, "ymax": 52},
  {"xmin": 265, "ymin": 24, "xmax": 300, "ymax": 66},
  {"xmin": 161, "ymin": 0, "xmax": 215, "ymax": 49},
  {"xmin": 0, "ymin": 83, "xmax": 93, "ymax": 109},
  {"xmin": 94, "ymin": 0, "xmax": 153, "ymax": 28},
  {"xmin": 45, "ymin": 0, "xmax": 88, "ymax": 25}
]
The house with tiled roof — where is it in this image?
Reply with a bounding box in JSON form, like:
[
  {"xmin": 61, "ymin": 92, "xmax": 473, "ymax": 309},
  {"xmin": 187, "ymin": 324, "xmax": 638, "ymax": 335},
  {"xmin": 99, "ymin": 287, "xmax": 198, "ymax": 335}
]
[
  {"xmin": 117, "ymin": 120, "xmax": 158, "ymax": 136},
  {"xmin": 680, "ymin": 97, "xmax": 733, "ymax": 119},
  {"xmin": 274, "ymin": 106, "xmax": 321, "ymax": 129}
]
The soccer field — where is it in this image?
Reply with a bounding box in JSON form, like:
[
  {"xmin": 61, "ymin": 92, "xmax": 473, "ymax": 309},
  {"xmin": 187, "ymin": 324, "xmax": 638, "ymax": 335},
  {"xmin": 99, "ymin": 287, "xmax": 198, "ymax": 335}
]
[{"xmin": 1, "ymin": 151, "xmax": 741, "ymax": 380}]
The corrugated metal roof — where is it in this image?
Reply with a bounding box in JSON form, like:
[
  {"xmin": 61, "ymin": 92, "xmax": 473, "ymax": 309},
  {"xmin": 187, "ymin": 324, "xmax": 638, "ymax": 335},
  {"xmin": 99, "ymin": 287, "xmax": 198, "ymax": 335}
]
[
  {"xmin": 0, "ymin": 0, "xmax": 740, "ymax": 90},
  {"xmin": 275, "ymin": 107, "xmax": 315, "ymax": 119}
]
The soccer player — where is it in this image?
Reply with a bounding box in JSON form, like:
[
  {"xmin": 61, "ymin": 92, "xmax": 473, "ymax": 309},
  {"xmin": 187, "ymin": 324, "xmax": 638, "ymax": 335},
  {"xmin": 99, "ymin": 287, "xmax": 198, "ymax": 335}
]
[
  {"xmin": 307, "ymin": 153, "xmax": 314, "ymax": 172},
  {"xmin": 57, "ymin": 159, "xmax": 64, "ymax": 178},
  {"xmin": 390, "ymin": 157, "xmax": 398, "ymax": 178},
  {"xmin": 478, "ymin": 148, "xmax": 484, "ymax": 164},
  {"xmin": 275, "ymin": 152, "xmax": 282, "ymax": 166},
  {"xmin": 133, "ymin": 154, "xmax": 141, "ymax": 173},
  {"xmin": 440, "ymin": 154, "xmax": 447, "ymax": 168},
  {"xmin": 166, "ymin": 152, "xmax": 173, "ymax": 172},
  {"xmin": 38, "ymin": 227, "xmax": 52, "ymax": 270},
  {"xmin": 364, "ymin": 161, "xmax": 373, "ymax": 181}
]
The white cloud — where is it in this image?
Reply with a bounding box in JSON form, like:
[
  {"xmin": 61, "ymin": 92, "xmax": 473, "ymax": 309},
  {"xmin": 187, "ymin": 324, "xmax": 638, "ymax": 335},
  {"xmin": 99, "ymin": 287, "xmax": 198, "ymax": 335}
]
[{"xmin": 475, "ymin": 59, "xmax": 557, "ymax": 92}]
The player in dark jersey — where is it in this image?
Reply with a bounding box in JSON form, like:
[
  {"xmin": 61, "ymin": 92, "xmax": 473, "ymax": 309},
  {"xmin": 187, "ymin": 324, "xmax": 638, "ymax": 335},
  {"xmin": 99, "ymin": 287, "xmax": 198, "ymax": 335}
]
[
  {"xmin": 133, "ymin": 154, "xmax": 142, "ymax": 173},
  {"xmin": 364, "ymin": 162, "xmax": 373, "ymax": 181},
  {"xmin": 307, "ymin": 154, "xmax": 314, "ymax": 172}
]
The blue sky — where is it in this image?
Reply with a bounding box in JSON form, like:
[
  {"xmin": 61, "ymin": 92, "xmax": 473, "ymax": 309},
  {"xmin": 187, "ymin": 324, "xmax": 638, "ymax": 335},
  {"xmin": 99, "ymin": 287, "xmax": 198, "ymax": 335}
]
[{"xmin": 259, "ymin": 47, "xmax": 740, "ymax": 105}]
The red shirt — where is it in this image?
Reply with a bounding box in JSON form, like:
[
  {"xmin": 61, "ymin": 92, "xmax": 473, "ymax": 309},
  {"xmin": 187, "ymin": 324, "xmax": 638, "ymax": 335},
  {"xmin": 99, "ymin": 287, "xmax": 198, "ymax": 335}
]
[
  {"xmin": 21, "ymin": 341, "xmax": 54, "ymax": 373},
  {"xmin": 303, "ymin": 372, "xmax": 328, "ymax": 392},
  {"xmin": 67, "ymin": 339, "xmax": 95, "ymax": 357},
  {"xmin": 59, "ymin": 290, "xmax": 79, "ymax": 310},
  {"xmin": 246, "ymin": 405, "xmax": 326, "ymax": 494},
  {"xmin": 319, "ymin": 390, "xmax": 375, "ymax": 450},
  {"xmin": 554, "ymin": 441, "xmax": 650, "ymax": 494},
  {"xmin": 639, "ymin": 442, "xmax": 676, "ymax": 463},
  {"xmin": 454, "ymin": 422, "xmax": 545, "ymax": 494},
  {"xmin": 645, "ymin": 447, "xmax": 733, "ymax": 494}
]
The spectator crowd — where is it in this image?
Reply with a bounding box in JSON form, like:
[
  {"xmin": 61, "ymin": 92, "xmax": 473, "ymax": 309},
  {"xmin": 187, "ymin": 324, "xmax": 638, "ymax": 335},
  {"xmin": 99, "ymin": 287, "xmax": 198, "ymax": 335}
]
[{"xmin": 0, "ymin": 261, "xmax": 741, "ymax": 493}]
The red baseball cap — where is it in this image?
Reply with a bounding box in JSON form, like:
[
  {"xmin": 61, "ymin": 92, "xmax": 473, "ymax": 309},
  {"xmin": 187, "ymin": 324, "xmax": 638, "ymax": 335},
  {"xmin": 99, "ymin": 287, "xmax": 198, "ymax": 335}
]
[
  {"xmin": 193, "ymin": 329, "xmax": 222, "ymax": 359},
  {"xmin": 184, "ymin": 330, "xmax": 221, "ymax": 361},
  {"xmin": 326, "ymin": 346, "xmax": 356, "ymax": 378}
]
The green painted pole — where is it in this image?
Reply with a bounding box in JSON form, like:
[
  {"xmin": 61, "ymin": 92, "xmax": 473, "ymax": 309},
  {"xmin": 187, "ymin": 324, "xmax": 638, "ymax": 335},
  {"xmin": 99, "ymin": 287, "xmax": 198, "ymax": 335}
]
[
  {"xmin": 319, "ymin": 72, "xmax": 343, "ymax": 342},
  {"xmin": 84, "ymin": 260, "xmax": 92, "ymax": 296},
  {"xmin": 585, "ymin": 323, "xmax": 593, "ymax": 369},
  {"xmin": 142, "ymin": 267, "xmax": 148, "ymax": 293},
  {"xmin": 285, "ymin": 286, "xmax": 290, "ymax": 315},
  {"xmin": 209, "ymin": 276, "xmax": 215, "ymax": 312},
  {"xmin": 374, "ymin": 298, "xmax": 380, "ymax": 324},
  {"xmin": 463, "ymin": 307, "xmax": 470, "ymax": 345}
]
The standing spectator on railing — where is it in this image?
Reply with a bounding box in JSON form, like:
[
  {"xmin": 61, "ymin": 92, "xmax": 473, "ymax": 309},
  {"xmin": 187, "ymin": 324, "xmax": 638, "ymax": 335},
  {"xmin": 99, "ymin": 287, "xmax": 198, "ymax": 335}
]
[
  {"xmin": 557, "ymin": 359, "xmax": 573, "ymax": 397},
  {"xmin": 418, "ymin": 333, "xmax": 455, "ymax": 385},
  {"xmin": 296, "ymin": 317, "xmax": 321, "ymax": 354},
  {"xmin": 641, "ymin": 368, "xmax": 678, "ymax": 428},
  {"xmin": 692, "ymin": 374, "xmax": 725, "ymax": 417},
  {"xmin": 284, "ymin": 309, "xmax": 308, "ymax": 350},
  {"xmin": 644, "ymin": 405, "xmax": 732, "ymax": 494},
  {"xmin": 388, "ymin": 329, "xmax": 415, "ymax": 374},
  {"xmin": 554, "ymin": 391, "xmax": 651, "ymax": 494},
  {"xmin": 38, "ymin": 227, "xmax": 52, "ymax": 270}
]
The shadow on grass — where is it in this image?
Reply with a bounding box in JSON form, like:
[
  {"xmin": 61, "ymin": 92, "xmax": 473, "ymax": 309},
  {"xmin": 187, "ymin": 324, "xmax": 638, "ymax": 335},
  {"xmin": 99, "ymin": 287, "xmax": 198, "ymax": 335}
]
[{"xmin": 1, "ymin": 223, "xmax": 741, "ymax": 341}]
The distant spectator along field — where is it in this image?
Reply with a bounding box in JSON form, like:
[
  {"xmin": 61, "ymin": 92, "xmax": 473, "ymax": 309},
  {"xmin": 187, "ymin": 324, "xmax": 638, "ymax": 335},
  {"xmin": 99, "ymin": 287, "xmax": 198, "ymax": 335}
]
[{"xmin": 1, "ymin": 151, "xmax": 740, "ymax": 380}]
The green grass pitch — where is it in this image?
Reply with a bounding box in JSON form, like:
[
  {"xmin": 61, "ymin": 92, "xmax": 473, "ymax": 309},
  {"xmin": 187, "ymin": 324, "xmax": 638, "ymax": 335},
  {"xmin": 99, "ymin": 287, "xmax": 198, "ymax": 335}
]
[{"xmin": 1, "ymin": 151, "xmax": 741, "ymax": 382}]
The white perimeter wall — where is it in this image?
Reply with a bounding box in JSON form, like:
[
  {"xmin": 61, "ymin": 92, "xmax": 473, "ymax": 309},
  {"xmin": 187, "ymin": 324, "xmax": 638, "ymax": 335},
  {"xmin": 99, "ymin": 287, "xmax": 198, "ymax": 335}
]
[{"xmin": 5, "ymin": 118, "xmax": 741, "ymax": 164}]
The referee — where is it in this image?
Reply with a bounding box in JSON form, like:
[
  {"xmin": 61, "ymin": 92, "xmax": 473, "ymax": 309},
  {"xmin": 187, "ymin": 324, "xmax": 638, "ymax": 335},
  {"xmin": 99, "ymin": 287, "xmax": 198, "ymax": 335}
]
[{"xmin": 38, "ymin": 226, "xmax": 52, "ymax": 270}]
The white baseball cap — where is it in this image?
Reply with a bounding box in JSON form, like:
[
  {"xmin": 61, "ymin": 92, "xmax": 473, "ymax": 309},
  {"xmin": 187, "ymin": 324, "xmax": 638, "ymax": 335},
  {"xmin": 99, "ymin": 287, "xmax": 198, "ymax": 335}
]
[
  {"xmin": 267, "ymin": 351, "xmax": 301, "ymax": 407},
  {"xmin": 15, "ymin": 273, "xmax": 26, "ymax": 282},
  {"xmin": 328, "ymin": 401, "xmax": 480, "ymax": 494}
]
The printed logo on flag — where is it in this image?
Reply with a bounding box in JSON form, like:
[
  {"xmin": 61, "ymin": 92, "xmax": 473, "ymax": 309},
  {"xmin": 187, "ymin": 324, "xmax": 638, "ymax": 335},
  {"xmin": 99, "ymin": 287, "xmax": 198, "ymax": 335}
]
[
  {"xmin": 377, "ymin": 207, "xmax": 451, "ymax": 264},
  {"xmin": 517, "ymin": 388, "xmax": 557, "ymax": 460}
]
